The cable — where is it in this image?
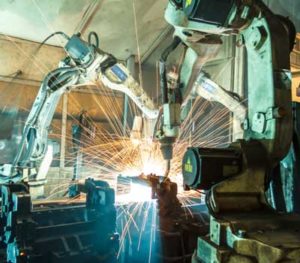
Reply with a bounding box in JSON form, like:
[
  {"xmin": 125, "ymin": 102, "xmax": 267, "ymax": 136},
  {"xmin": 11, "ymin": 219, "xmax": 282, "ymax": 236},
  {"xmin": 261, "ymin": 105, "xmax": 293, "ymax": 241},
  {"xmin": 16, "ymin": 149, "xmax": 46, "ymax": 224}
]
[
  {"xmin": 1, "ymin": 70, "xmax": 23, "ymax": 78},
  {"xmin": 170, "ymin": 0, "xmax": 183, "ymax": 9},
  {"xmin": 34, "ymin": 31, "xmax": 70, "ymax": 56},
  {"xmin": 88, "ymin": 31, "xmax": 100, "ymax": 48},
  {"xmin": 40, "ymin": 31, "xmax": 70, "ymax": 46},
  {"xmin": 160, "ymin": 37, "xmax": 182, "ymax": 104}
]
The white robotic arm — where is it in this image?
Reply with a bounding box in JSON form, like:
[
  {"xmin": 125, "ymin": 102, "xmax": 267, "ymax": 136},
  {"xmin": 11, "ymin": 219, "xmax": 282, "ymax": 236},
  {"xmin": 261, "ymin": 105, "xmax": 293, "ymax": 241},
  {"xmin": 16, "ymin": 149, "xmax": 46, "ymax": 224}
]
[
  {"xmin": 0, "ymin": 34, "xmax": 158, "ymax": 182},
  {"xmin": 102, "ymin": 63, "xmax": 158, "ymax": 119},
  {"xmin": 191, "ymin": 71, "xmax": 246, "ymax": 122}
]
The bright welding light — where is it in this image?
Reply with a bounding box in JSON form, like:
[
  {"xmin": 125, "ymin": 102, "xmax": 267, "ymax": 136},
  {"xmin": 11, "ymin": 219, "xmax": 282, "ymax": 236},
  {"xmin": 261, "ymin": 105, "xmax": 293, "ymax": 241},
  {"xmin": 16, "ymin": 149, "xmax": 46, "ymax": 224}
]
[
  {"xmin": 130, "ymin": 183, "xmax": 152, "ymax": 201},
  {"xmin": 131, "ymin": 138, "xmax": 141, "ymax": 147},
  {"xmin": 121, "ymin": 140, "xmax": 166, "ymax": 178},
  {"xmin": 121, "ymin": 161, "xmax": 165, "ymax": 180},
  {"xmin": 142, "ymin": 161, "xmax": 165, "ymax": 176},
  {"xmin": 117, "ymin": 182, "xmax": 152, "ymax": 203}
]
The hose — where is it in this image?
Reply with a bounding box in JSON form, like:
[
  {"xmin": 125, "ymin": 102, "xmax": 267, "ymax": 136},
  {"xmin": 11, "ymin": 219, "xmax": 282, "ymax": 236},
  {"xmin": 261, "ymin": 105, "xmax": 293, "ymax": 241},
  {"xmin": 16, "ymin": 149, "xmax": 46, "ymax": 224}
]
[{"xmin": 88, "ymin": 31, "xmax": 100, "ymax": 48}]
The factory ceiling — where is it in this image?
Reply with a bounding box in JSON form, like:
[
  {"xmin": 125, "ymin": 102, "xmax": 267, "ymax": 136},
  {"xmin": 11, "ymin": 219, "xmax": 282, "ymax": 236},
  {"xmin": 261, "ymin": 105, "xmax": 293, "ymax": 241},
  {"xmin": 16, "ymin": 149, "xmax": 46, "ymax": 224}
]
[
  {"xmin": 0, "ymin": 0, "xmax": 299, "ymax": 61},
  {"xmin": 0, "ymin": 0, "xmax": 169, "ymax": 60}
]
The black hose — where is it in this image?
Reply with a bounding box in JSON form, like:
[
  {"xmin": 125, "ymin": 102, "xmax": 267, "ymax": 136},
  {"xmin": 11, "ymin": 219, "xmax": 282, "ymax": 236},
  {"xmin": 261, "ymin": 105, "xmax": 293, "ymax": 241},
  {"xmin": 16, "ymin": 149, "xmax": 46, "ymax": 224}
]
[
  {"xmin": 159, "ymin": 37, "xmax": 181, "ymax": 104},
  {"xmin": 48, "ymin": 69, "xmax": 81, "ymax": 91},
  {"xmin": 170, "ymin": 0, "xmax": 184, "ymax": 9},
  {"xmin": 88, "ymin": 31, "xmax": 100, "ymax": 48},
  {"xmin": 161, "ymin": 37, "xmax": 182, "ymax": 62},
  {"xmin": 100, "ymin": 55, "xmax": 117, "ymax": 73},
  {"xmin": 159, "ymin": 61, "xmax": 168, "ymax": 104},
  {"xmin": 40, "ymin": 31, "xmax": 70, "ymax": 47},
  {"xmin": 33, "ymin": 31, "xmax": 70, "ymax": 55}
]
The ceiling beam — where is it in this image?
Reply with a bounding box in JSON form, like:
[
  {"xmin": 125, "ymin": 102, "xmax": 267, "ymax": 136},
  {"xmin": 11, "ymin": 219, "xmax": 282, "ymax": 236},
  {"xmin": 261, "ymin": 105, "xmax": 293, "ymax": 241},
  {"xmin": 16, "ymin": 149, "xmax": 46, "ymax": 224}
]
[
  {"xmin": 75, "ymin": 0, "xmax": 104, "ymax": 35},
  {"xmin": 141, "ymin": 25, "xmax": 173, "ymax": 64}
]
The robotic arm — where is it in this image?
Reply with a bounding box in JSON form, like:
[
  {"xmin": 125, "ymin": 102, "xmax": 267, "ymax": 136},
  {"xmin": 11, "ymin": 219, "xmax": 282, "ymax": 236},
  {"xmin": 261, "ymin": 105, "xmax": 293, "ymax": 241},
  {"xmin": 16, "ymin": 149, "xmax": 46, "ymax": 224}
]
[
  {"xmin": 154, "ymin": 2, "xmax": 299, "ymax": 262},
  {"xmin": 0, "ymin": 34, "xmax": 159, "ymax": 183},
  {"xmin": 154, "ymin": 0, "xmax": 251, "ymax": 170},
  {"xmin": 156, "ymin": 0, "xmax": 294, "ymax": 173},
  {"xmin": 167, "ymin": 0, "xmax": 296, "ymax": 232}
]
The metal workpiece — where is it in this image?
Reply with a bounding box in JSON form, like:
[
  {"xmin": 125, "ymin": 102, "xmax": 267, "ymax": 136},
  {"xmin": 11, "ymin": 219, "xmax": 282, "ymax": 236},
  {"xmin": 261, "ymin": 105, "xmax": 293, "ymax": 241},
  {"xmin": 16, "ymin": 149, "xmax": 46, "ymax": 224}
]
[
  {"xmin": 134, "ymin": 174, "xmax": 211, "ymax": 262},
  {"xmin": 118, "ymin": 173, "xmax": 180, "ymax": 206},
  {"xmin": 117, "ymin": 193, "xmax": 209, "ymax": 263},
  {"xmin": 194, "ymin": 213, "xmax": 300, "ymax": 263},
  {"xmin": 158, "ymin": 207, "xmax": 209, "ymax": 263},
  {"xmin": 116, "ymin": 173, "xmax": 210, "ymax": 262},
  {"xmin": 0, "ymin": 179, "xmax": 118, "ymax": 263},
  {"xmin": 156, "ymin": 178, "xmax": 182, "ymax": 217}
]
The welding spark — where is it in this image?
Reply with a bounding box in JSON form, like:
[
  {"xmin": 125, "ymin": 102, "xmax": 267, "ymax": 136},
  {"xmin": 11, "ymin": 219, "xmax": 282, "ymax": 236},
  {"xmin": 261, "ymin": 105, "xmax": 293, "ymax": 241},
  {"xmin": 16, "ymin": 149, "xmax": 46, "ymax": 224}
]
[{"xmin": 1, "ymin": 35, "xmax": 237, "ymax": 263}]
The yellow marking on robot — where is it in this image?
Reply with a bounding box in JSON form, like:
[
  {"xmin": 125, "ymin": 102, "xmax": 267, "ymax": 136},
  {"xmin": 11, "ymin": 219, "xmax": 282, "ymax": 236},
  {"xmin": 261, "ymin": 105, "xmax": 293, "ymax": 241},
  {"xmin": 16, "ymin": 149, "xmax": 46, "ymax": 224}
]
[
  {"xmin": 185, "ymin": 158, "xmax": 193, "ymax": 173},
  {"xmin": 185, "ymin": 0, "xmax": 192, "ymax": 8}
]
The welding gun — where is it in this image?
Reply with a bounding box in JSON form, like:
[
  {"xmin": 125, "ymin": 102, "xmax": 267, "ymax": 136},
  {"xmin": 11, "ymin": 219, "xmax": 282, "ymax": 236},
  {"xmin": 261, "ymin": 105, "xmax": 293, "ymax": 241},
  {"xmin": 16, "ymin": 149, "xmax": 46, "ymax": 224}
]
[{"xmin": 153, "ymin": 40, "xmax": 246, "ymax": 175}]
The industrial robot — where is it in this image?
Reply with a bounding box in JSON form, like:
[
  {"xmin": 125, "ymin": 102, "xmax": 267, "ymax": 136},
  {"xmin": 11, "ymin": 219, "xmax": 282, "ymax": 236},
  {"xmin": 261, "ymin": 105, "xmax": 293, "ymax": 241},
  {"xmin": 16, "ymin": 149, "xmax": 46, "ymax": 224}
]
[
  {"xmin": 158, "ymin": 0, "xmax": 300, "ymax": 262},
  {"xmin": 125, "ymin": 0, "xmax": 300, "ymax": 262}
]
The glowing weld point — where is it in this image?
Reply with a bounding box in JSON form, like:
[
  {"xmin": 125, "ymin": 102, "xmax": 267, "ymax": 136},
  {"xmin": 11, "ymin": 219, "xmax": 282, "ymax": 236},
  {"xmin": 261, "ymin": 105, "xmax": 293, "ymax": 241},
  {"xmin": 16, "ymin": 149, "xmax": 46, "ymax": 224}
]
[
  {"xmin": 131, "ymin": 183, "xmax": 152, "ymax": 201},
  {"xmin": 20, "ymin": 251, "xmax": 26, "ymax": 257},
  {"xmin": 117, "ymin": 183, "xmax": 152, "ymax": 203}
]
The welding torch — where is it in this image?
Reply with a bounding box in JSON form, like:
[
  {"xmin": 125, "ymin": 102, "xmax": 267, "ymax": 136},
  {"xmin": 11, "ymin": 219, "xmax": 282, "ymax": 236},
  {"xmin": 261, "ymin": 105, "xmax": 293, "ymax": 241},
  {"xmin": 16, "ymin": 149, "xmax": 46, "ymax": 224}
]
[{"xmin": 155, "ymin": 37, "xmax": 183, "ymax": 177}]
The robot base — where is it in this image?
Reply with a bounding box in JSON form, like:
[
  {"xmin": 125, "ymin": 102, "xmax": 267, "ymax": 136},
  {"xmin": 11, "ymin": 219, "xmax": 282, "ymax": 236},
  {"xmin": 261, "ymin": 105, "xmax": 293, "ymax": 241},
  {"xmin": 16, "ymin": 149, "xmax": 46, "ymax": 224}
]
[{"xmin": 193, "ymin": 212, "xmax": 300, "ymax": 263}]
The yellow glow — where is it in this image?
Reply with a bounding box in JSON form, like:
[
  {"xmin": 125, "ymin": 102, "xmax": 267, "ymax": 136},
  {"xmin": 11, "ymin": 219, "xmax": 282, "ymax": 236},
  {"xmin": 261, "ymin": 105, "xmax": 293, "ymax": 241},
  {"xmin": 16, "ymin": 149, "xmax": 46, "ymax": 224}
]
[
  {"xmin": 292, "ymin": 69, "xmax": 300, "ymax": 102},
  {"xmin": 185, "ymin": 0, "xmax": 192, "ymax": 8}
]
